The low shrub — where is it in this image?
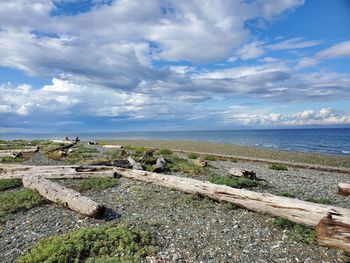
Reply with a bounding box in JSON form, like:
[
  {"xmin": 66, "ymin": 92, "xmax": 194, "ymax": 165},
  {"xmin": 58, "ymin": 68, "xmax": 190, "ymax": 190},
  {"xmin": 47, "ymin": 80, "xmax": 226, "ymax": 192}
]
[
  {"xmin": 269, "ymin": 163, "xmax": 288, "ymax": 171},
  {"xmin": 210, "ymin": 175, "xmax": 259, "ymax": 189},
  {"xmin": 0, "ymin": 189, "xmax": 47, "ymax": 221},
  {"xmin": 157, "ymin": 148, "xmax": 173, "ymax": 155},
  {"xmin": 187, "ymin": 152, "xmax": 199, "ymax": 159},
  {"xmin": 277, "ymin": 192, "xmax": 296, "ymax": 198},
  {"xmin": 203, "ymin": 155, "xmax": 218, "ymax": 161},
  {"xmin": 0, "ymin": 179, "xmax": 23, "ymax": 191},
  {"xmin": 305, "ymin": 197, "xmax": 334, "ymax": 205},
  {"xmin": 167, "ymin": 155, "xmax": 206, "ymax": 175},
  {"xmin": 18, "ymin": 225, "xmax": 158, "ymax": 263},
  {"xmin": 0, "ymin": 156, "xmax": 25, "ymax": 163},
  {"xmin": 274, "ymin": 217, "xmax": 315, "ymax": 244}
]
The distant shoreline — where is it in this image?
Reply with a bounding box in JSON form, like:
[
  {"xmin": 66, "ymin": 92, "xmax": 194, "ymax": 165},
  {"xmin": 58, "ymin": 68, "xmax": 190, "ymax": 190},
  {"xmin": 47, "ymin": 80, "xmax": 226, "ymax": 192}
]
[{"xmin": 98, "ymin": 139, "xmax": 350, "ymax": 169}]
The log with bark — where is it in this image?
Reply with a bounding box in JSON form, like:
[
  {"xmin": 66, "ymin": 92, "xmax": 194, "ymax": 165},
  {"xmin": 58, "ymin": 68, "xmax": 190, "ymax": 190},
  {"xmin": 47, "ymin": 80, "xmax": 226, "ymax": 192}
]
[
  {"xmin": 93, "ymin": 159, "xmax": 131, "ymax": 168},
  {"xmin": 23, "ymin": 175, "xmax": 105, "ymax": 217},
  {"xmin": 338, "ymin": 183, "xmax": 350, "ymax": 196},
  {"xmin": 229, "ymin": 168, "xmax": 257, "ymax": 180}
]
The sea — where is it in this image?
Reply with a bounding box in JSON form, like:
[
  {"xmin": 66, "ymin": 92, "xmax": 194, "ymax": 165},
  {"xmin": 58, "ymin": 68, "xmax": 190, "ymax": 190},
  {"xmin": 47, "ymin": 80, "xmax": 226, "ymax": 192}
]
[{"xmin": 1, "ymin": 128, "xmax": 350, "ymax": 156}]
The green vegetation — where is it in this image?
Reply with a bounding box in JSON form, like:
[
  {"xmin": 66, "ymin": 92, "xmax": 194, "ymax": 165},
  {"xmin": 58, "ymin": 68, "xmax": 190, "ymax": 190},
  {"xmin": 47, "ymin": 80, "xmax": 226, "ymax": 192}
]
[
  {"xmin": 0, "ymin": 189, "xmax": 47, "ymax": 221},
  {"xmin": 0, "ymin": 156, "xmax": 25, "ymax": 163},
  {"xmin": 184, "ymin": 193, "xmax": 215, "ymax": 208},
  {"xmin": 305, "ymin": 197, "xmax": 334, "ymax": 205},
  {"xmin": 203, "ymin": 155, "xmax": 218, "ymax": 161},
  {"xmin": 66, "ymin": 144, "xmax": 99, "ymax": 164},
  {"xmin": 166, "ymin": 155, "xmax": 207, "ymax": 175},
  {"xmin": 0, "ymin": 179, "xmax": 23, "ymax": 191},
  {"xmin": 274, "ymin": 217, "xmax": 315, "ymax": 244},
  {"xmin": 210, "ymin": 175, "xmax": 259, "ymax": 189},
  {"xmin": 277, "ymin": 191, "xmax": 296, "ymax": 198},
  {"xmin": 187, "ymin": 152, "xmax": 200, "ymax": 159},
  {"xmin": 157, "ymin": 148, "xmax": 173, "ymax": 155},
  {"xmin": 0, "ymin": 140, "xmax": 33, "ymax": 150},
  {"xmin": 75, "ymin": 177, "xmax": 118, "ymax": 192},
  {"xmin": 19, "ymin": 225, "xmax": 158, "ymax": 263},
  {"xmin": 269, "ymin": 163, "xmax": 288, "ymax": 171}
]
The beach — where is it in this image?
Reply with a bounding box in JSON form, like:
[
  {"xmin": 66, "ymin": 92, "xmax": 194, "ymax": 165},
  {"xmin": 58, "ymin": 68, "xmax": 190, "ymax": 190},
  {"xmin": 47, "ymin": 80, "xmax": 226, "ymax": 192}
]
[{"xmin": 1, "ymin": 139, "xmax": 350, "ymax": 262}]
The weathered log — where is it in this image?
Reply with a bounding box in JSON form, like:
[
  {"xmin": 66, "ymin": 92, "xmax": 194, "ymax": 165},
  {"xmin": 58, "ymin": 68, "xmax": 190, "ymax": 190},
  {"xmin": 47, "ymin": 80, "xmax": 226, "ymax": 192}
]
[
  {"xmin": 103, "ymin": 145, "xmax": 123, "ymax": 149},
  {"xmin": 49, "ymin": 139, "xmax": 73, "ymax": 144},
  {"xmin": 338, "ymin": 183, "xmax": 350, "ymax": 196},
  {"xmin": 93, "ymin": 159, "xmax": 131, "ymax": 168},
  {"xmin": 152, "ymin": 157, "xmax": 166, "ymax": 173},
  {"xmin": 193, "ymin": 159, "xmax": 207, "ymax": 167},
  {"xmin": 0, "ymin": 147, "xmax": 39, "ymax": 157},
  {"xmin": 229, "ymin": 168, "xmax": 257, "ymax": 180},
  {"xmin": 23, "ymin": 175, "xmax": 105, "ymax": 217},
  {"xmin": 138, "ymin": 149, "xmax": 155, "ymax": 163},
  {"xmin": 316, "ymin": 212, "xmax": 350, "ymax": 252},
  {"xmin": 114, "ymin": 168, "xmax": 350, "ymax": 227},
  {"xmin": 127, "ymin": 156, "xmax": 143, "ymax": 170},
  {"xmin": 0, "ymin": 165, "xmax": 116, "ymax": 179}
]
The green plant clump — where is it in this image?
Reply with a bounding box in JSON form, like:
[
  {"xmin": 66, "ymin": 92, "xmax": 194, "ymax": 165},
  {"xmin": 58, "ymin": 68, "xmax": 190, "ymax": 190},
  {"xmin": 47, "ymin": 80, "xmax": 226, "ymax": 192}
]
[
  {"xmin": 18, "ymin": 225, "xmax": 158, "ymax": 263},
  {"xmin": 269, "ymin": 163, "xmax": 288, "ymax": 171},
  {"xmin": 0, "ymin": 179, "xmax": 23, "ymax": 191},
  {"xmin": 203, "ymin": 155, "xmax": 218, "ymax": 161},
  {"xmin": 0, "ymin": 189, "xmax": 47, "ymax": 221},
  {"xmin": 75, "ymin": 177, "xmax": 118, "ymax": 192},
  {"xmin": 0, "ymin": 156, "xmax": 25, "ymax": 164},
  {"xmin": 277, "ymin": 191, "xmax": 296, "ymax": 198},
  {"xmin": 306, "ymin": 197, "xmax": 334, "ymax": 205},
  {"xmin": 210, "ymin": 175, "xmax": 259, "ymax": 189},
  {"xmin": 157, "ymin": 148, "xmax": 173, "ymax": 155},
  {"xmin": 167, "ymin": 155, "xmax": 206, "ymax": 175},
  {"xmin": 187, "ymin": 152, "xmax": 200, "ymax": 159},
  {"xmin": 274, "ymin": 217, "xmax": 315, "ymax": 244}
]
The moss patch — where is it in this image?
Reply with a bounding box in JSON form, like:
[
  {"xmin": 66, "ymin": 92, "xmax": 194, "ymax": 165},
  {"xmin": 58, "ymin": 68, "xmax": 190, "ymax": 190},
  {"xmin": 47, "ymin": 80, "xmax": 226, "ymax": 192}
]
[
  {"xmin": 276, "ymin": 191, "xmax": 296, "ymax": 198},
  {"xmin": 274, "ymin": 217, "xmax": 315, "ymax": 244},
  {"xmin": 305, "ymin": 197, "xmax": 334, "ymax": 205},
  {"xmin": 157, "ymin": 148, "xmax": 173, "ymax": 155},
  {"xmin": 166, "ymin": 155, "xmax": 207, "ymax": 175},
  {"xmin": 0, "ymin": 189, "xmax": 47, "ymax": 221},
  {"xmin": 0, "ymin": 179, "xmax": 23, "ymax": 191},
  {"xmin": 74, "ymin": 177, "xmax": 118, "ymax": 192},
  {"xmin": 18, "ymin": 225, "xmax": 158, "ymax": 263},
  {"xmin": 187, "ymin": 152, "xmax": 199, "ymax": 159},
  {"xmin": 210, "ymin": 175, "xmax": 259, "ymax": 189},
  {"xmin": 203, "ymin": 155, "xmax": 218, "ymax": 161},
  {"xmin": 269, "ymin": 163, "xmax": 288, "ymax": 171}
]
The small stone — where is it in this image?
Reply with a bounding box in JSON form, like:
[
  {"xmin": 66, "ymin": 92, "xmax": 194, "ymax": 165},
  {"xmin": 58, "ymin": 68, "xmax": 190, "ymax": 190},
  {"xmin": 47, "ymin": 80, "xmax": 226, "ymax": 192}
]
[{"xmin": 172, "ymin": 253, "xmax": 180, "ymax": 262}]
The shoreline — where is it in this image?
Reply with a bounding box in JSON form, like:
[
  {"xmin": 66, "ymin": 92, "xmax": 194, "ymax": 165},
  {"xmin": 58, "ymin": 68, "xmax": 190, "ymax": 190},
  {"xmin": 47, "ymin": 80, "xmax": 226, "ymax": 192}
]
[{"xmin": 100, "ymin": 139, "xmax": 350, "ymax": 168}]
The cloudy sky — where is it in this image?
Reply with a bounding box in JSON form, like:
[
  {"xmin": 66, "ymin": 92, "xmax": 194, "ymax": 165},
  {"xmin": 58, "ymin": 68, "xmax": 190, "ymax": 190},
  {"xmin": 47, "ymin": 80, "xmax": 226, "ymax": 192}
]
[{"xmin": 1, "ymin": 0, "xmax": 350, "ymax": 133}]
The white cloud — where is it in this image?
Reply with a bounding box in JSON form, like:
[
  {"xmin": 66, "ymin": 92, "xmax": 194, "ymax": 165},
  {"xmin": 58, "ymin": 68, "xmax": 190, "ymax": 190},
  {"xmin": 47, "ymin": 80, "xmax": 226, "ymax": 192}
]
[
  {"xmin": 266, "ymin": 37, "xmax": 321, "ymax": 51},
  {"xmin": 222, "ymin": 107, "xmax": 350, "ymax": 126},
  {"xmin": 317, "ymin": 40, "xmax": 350, "ymax": 59}
]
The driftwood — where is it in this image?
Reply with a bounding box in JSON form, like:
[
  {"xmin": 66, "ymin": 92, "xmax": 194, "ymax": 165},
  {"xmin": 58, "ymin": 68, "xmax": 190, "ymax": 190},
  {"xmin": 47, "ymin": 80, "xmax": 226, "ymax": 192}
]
[
  {"xmin": 23, "ymin": 175, "xmax": 105, "ymax": 217},
  {"xmin": 0, "ymin": 165, "xmax": 117, "ymax": 179},
  {"xmin": 152, "ymin": 157, "xmax": 166, "ymax": 173},
  {"xmin": 316, "ymin": 212, "xmax": 350, "ymax": 252},
  {"xmin": 93, "ymin": 159, "xmax": 131, "ymax": 168},
  {"xmin": 0, "ymin": 147, "xmax": 39, "ymax": 157},
  {"xmin": 229, "ymin": 168, "xmax": 257, "ymax": 180},
  {"xmin": 127, "ymin": 156, "xmax": 143, "ymax": 170},
  {"xmin": 138, "ymin": 149, "xmax": 155, "ymax": 163},
  {"xmin": 193, "ymin": 159, "xmax": 207, "ymax": 167},
  {"xmin": 338, "ymin": 183, "xmax": 350, "ymax": 196},
  {"xmin": 103, "ymin": 145, "xmax": 123, "ymax": 149}
]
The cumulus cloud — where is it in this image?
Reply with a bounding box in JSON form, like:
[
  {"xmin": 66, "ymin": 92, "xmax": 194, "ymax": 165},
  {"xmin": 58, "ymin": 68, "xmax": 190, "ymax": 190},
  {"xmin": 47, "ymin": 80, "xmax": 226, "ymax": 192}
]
[{"xmin": 222, "ymin": 107, "xmax": 350, "ymax": 126}]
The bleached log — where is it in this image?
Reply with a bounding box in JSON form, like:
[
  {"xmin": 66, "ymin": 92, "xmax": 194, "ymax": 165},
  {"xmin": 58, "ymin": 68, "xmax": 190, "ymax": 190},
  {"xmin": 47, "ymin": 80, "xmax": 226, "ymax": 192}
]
[
  {"xmin": 152, "ymin": 157, "xmax": 166, "ymax": 173},
  {"xmin": 0, "ymin": 147, "xmax": 39, "ymax": 157},
  {"xmin": 22, "ymin": 175, "xmax": 105, "ymax": 217},
  {"xmin": 49, "ymin": 139, "xmax": 73, "ymax": 144},
  {"xmin": 103, "ymin": 145, "xmax": 123, "ymax": 149},
  {"xmin": 127, "ymin": 156, "xmax": 143, "ymax": 170},
  {"xmin": 193, "ymin": 159, "xmax": 207, "ymax": 167},
  {"xmin": 114, "ymin": 168, "xmax": 350, "ymax": 227},
  {"xmin": 0, "ymin": 165, "xmax": 116, "ymax": 180},
  {"xmin": 316, "ymin": 213, "xmax": 350, "ymax": 252},
  {"xmin": 338, "ymin": 183, "xmax": 350, "ymax": 196},
  {"xmin": 229, "ymin": 168, "xmax": 257, "ymax": 180}
]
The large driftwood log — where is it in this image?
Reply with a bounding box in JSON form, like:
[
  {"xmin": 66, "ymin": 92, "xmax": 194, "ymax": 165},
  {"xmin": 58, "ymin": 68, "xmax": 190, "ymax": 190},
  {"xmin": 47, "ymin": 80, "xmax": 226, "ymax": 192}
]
[
  {"xmin": 338, "ymin": 183, "xmax": 350, "ymax": 196},
  {"xmin": 316, "ymin": 213, "xmax": 350, "ymax": 252},
  {"xmin": 229, "ymin": 168, "xmax": 257, "ymax": 180},
  {"xmin": 0, "ymin": 147, "xmax": 39, "ymax": 157},
  {"xmin": 23, "ymin": 175, "xmax": 105, "ymax": 217},
  {"xmin": 114, "ymin": 168, "xmax": 350, "ymax": 227},
  {"xmin": 152, "ymin": 157, "xmax": 166, "ymax": 173},
  {"xmin": 0, "ymin": 165, "xmax": 117, "ymax": 179},
  {"xmin": 127, "ymin": 156, "xmax": 143, "ymax": 170}
]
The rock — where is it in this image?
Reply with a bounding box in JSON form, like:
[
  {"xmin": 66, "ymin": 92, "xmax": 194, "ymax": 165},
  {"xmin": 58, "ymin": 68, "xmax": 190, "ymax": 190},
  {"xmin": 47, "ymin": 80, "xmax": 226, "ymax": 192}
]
[{"xmin": 193, "ymin": 159, "xmax": 207, "ymax": 167}]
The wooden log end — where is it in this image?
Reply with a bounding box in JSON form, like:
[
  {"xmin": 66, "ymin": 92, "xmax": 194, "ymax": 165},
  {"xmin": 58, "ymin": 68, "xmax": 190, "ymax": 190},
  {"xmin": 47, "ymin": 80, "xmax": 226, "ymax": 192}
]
[
  {"xmin": 316, "ymin": 213, "xmax": 350, "ymax": 253},
  {"xmin": 338, "ymin": 183, "xmax": 350, "ymax": 196}
]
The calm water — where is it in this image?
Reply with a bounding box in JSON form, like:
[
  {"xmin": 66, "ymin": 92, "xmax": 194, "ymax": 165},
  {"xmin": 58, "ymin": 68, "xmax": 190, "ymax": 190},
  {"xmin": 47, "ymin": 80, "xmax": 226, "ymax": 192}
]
[{"xmin": 1, "ymin": 128, "xmax": 350, "ymax": 156}]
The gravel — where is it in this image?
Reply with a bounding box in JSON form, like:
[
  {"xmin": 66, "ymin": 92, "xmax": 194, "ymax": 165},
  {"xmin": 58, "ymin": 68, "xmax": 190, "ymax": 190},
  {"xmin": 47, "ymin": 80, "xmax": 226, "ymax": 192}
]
[{"xmin": 1, "ymin": 144, "xmax": 350, "ymax": 262}]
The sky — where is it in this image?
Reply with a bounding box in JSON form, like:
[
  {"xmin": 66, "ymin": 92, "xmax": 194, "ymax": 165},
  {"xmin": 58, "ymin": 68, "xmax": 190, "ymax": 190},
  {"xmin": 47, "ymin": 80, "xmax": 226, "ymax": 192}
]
[{"xmin": 0, "ymin": 0, "xmax": 350, "ymax": 133}]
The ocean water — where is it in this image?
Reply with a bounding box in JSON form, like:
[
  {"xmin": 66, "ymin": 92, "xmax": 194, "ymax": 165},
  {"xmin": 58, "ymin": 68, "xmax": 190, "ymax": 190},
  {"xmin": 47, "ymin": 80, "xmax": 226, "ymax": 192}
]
[{"xmin": 1, "ymin": 128, "xmax": 350, "ymax": 156}]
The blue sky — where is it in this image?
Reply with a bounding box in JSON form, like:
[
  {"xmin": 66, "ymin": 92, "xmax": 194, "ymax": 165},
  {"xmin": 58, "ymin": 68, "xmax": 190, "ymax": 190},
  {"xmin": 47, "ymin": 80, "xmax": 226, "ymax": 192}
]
[{"xmin": 1, "ymin": 0, "xmax": 350, "ymax": 133}]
